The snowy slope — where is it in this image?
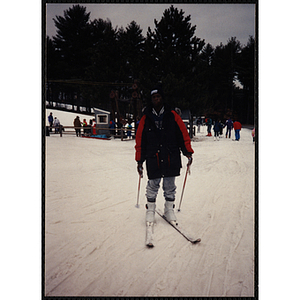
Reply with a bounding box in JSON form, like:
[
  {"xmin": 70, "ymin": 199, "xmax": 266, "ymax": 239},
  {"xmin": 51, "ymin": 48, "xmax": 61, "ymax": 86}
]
[{"xmin": 45, "ymin": 125, "xmax": 255, "ymax": 297}]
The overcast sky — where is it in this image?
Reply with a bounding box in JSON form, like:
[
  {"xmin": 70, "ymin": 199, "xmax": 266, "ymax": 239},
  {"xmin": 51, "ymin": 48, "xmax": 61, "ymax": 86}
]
[{"xmin": 46, "ymin": 3, "xmax": 255, "ymax": 47}]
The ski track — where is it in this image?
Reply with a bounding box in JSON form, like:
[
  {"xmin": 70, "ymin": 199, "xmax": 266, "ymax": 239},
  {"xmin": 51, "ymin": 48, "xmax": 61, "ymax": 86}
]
[{"xmin": 45, "ymin": 126, "xmax": 255, "ymax": 297}]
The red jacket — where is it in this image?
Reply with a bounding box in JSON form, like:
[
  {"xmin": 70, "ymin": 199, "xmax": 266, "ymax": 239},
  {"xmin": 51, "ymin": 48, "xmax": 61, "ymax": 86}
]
[{"xmin": 233, "ymin": 121, "xmax": 242, "ymax": 130}]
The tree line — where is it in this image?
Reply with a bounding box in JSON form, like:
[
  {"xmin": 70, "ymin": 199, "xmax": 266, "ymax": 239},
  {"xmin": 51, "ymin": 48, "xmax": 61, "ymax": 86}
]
[{"xmin": 46, "ymin": 4, "xmax": 255, "ymax": 124}]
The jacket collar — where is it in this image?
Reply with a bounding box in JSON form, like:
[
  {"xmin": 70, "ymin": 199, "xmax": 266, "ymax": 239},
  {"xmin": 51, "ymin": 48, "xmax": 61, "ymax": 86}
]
[
  {"xmin": 152, "ymin": 106, "xmax": 165, "ymax": 117},
  {"xmin": 144, "ymin": 103, "xmax": 172, "ymax": 116}
]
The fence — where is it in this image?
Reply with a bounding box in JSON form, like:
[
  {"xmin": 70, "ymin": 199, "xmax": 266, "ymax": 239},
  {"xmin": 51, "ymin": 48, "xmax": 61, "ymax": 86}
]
[{"xmin": 46, "ymin": 125, "xmax": 136, "ymax": 141}]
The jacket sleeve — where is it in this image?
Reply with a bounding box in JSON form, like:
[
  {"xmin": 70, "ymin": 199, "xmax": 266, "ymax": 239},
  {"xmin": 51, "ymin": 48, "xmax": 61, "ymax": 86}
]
[
  {"xmin": 135, "ymin": 115, "xmax": 146, "ymax": 162},
  {"xmin": 172, "ymin": 111, "xmax": 194, "ymax": 156}
]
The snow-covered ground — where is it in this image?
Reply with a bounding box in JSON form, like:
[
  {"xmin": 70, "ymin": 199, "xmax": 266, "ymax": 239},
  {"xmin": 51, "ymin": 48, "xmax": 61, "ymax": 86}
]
[{"xmin": 45, "ymin": 122, "xmax": 255, "ymax": 297}]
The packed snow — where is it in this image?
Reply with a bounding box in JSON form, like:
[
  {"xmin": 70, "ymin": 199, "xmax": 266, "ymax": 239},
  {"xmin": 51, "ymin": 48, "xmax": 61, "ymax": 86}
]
[{"xmin": 45, "ymin": 112, "xmax": 255, "ymax": 297}]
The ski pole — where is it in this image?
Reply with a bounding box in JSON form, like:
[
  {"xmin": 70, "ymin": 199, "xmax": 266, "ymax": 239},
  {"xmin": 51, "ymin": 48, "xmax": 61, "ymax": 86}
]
[
  {"xmin": 135, "ymin": 173, "xmax": 142, "ymax": 208},
  {"xmin": 177, "ymin": 164, "xmax": 190, "ymax": 212}
]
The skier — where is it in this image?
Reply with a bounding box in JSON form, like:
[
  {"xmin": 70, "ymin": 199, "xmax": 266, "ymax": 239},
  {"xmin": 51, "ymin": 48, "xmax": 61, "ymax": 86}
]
[
  {"xmin": 73, "ymin": 116, "xmax": 81, "ymax": 137},
  {"xmin": 196, "ymin": 117, "xmax": 201, "ymax": 133},
  {"xmin": 92, "ymin": 118, "xmax": 96, "ymax": 135},
  {"xmin": 135, "ymin": 86, "xmax": 194, "ymax": 226},
  {"xmin": 48, "ymin": 112, "xmax": 53, "ymax": 132},
  {"xmin": 109, "ymin": 119, "xmax": 116, "ymax": 136},
  {"xmin": 213, "ymin": 120, "xmax": 221, "ymax": 141},
  {"xmin": 82, "ymin": 119, "xmax": 88, "ymax": 135},
  {"xmin": 219, "ymin": 120, "xmax": 224, "ymax": 136},
  {"xmin": 206, "ymin": 117, "xmax": 212, "ymax": 136},
  {"xmin": 233, "ymin": 120, "xmax": 242, "ymax": 141},
  {"xmin": 53, "ymin": 117, "xmax": 60, "ymax": 134},
  {"xmin": 127, "ymin": 121, "xmax": 132, "ymax": 139},
  {"xmin": 225, "ymin": 118, "xmax": 233, "ymax": 138}
]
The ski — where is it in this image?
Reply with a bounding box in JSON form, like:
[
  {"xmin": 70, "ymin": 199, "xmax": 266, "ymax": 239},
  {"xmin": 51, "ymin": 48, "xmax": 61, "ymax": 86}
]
[
  {"xmin": 155, "ymin": 209, "xmax": 201, "ymax": 244},
  {"xmin": 145, "ymin": 221, "xmax": 154, "ymax": 247}
]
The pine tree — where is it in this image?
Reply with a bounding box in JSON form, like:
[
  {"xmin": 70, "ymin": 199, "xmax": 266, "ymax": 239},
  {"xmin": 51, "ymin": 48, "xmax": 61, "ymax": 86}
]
[
  {"xmin": 52, "ymin": 4, "xmax": 92, "ymax": 79},
  {"xmin": 237, "ymin": 36, "xmax": 255, "ymax": 123},
  {"xmin": 144, "ymin": 5, "xmax": 204, "ymax": 108},
  {"xmin": 211, "ymin": 37, "xmax": 242, "ymax": 114},
  {"xmin": 118, "ymin": 21, "xmax": 145, "ymax": 81}
]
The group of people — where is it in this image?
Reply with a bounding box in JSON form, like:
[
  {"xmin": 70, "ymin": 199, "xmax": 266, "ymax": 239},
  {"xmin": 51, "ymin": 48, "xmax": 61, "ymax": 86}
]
[
  {"xmin": 222, "ymin": 118, "xmax": 242, "ymax": 141},
  {"xmin": 47, "ymin": 113, "xmax": 97, "ymax": 137},
  {"xmin": 200, "ymin": 117, "xmax": 242, "ymax": 141},
  {"xmin": 109, "ymin": 118, "xmax": 137, "ymax": 139},
  {"xmin": 73, "ymin": 116, "xmax": 96, "ymax": 137},
  {"xmin": 47, "ymin": 112, "xmax": 61, "ymax": 133}
]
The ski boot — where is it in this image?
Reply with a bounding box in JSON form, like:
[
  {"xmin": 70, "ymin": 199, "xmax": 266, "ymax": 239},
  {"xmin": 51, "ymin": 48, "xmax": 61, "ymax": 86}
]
[
  {"xmin": 145, "ymin": 201, "xmax": 156, "ymax": 223},
  {"xmin": 164, "ymin": 200, "xmax": 178, "ymax": 225}
]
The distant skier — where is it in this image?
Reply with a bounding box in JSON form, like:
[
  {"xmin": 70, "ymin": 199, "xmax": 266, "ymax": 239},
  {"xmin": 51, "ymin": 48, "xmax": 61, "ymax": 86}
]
[
  {"xmin": 73, "ymin": 116, "xmax": 81, "ymax": 137},
  {"xmin": 252, "ymin": 128, "xmax": 255, "ymax": 143},
  {"xmin": 219, "ymin": 121, "xmax": 224, "ymax": 136},
  {"xmin": 196, "ymin": 117, "xmax": 201, "ymax": 133},
  {"xmin": 82, "ymin": 119, "xmax": 88, "ymax": 135},
  {"xmin": 127, "ymin": 121, "xmax": 132, "ymax": 139},
  {"xmin": 225, "ymin": 118, "xmax": 233, "ymax": 138},
  {"xmin": 48, "ymin": 112, "xmax": 53, "ymax": 132},
  {"xmin": 135, "ymin": 86, "xmax": 193, "ymax": 225},
  {"xmin": 213, "ymin": 120, "xmax": 221, "ymax": 141},
  {"xmin": 233, "ymin": 120, "xmax": 242, "ymax": 141},
  {"xmin": 53, "ymin": 117, "xmax": 60, "ymax": 134},
  {"xmin": 206, "ymin": 117, "xmax": 212, "ymax": 136},
  {"xmin": 109, "ymin": 119, "xmax": 116, "ymax": 136}
]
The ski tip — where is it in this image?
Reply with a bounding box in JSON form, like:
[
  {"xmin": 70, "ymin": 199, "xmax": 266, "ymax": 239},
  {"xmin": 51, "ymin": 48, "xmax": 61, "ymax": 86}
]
[
  {"xmin": 192, "ymin": 238, "xmax": 201, "ymax": 244},
  {"xmin": 135, "ymin": 204, "xmax": 140, "ymax": 208},
  {"xmin": 170, "ymin": 220, "xmax": 178, "ymax": 226}
]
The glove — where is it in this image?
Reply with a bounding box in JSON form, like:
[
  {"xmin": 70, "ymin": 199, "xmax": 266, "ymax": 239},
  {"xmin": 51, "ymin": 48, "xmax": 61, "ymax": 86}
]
[
  {"xmin": 137, "ymin": 162, "xmax": 143, "ymax": 178},
  {"xmin": 187, "ymin": 155, "xmax": 193, "ymax": 167}
]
